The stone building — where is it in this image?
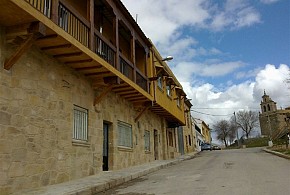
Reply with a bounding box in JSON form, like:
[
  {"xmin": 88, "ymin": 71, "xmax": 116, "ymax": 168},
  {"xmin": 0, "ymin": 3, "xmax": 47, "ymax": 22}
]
[
  {"xmin": 201, "ymin": 121, "xmax": 211, "ymax": 144},
  {"xmin": 259, "ymin": 91, "xmax": 290, "ymax": 140},
  {"xmin": 0, "ymin": 0, "xmax": 192, "ymax": 194},
  {"xmin": 181, "ymin": 99, "xmax": 197, "ymax": 154}
]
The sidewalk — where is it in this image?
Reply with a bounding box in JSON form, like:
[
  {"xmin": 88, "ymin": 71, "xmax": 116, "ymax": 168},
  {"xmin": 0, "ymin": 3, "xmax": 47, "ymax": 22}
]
[
  {"xmin": 263, "ymin": 148, "xmax": 290, "ymax": 160},
  {"xmin": 17, "ymin": 152, "xmax": 198, "ymax": 195}
]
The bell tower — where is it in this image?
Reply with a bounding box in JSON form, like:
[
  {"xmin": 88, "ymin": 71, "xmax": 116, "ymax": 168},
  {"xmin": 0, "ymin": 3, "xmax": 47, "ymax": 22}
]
[{"xmin": 260, "ymin": 90, "xmax": 277, "ymax": 114}]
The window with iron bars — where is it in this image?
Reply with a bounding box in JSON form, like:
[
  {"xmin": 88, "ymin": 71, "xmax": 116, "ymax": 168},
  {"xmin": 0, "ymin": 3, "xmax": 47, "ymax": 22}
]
[
  {"xmin": 144, "ymin": 130, "xmax": 150, "ymax": 151},
  {"xmin": 118, "ymin": 121, "xmax": 132, "ymax": 148},
  {"xmin": 73, "ymin": 105, "xmax": 88, "ymax": 141}
]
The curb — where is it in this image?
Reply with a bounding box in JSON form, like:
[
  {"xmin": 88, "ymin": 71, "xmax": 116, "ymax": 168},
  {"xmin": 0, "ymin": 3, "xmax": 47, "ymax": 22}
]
[
  {"xmin": 263, "ymin": 148, "xmax": 290, "ymax": 160},
  {"xmin": 19, "ymin": 153, "xmax": 197, "ymax": 195}
]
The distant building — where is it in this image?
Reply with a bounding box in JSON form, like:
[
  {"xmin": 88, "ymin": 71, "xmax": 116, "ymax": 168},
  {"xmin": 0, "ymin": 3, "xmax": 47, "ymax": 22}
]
[{"xmin": 259, "ymin": 91, "xmax": 290, "ymax": 140}]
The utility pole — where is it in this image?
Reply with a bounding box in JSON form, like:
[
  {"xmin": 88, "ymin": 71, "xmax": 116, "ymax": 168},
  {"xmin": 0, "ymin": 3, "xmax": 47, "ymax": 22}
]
[{"xmin": 234, "ymin": 112, "xmax": 239, "ymax": 147}]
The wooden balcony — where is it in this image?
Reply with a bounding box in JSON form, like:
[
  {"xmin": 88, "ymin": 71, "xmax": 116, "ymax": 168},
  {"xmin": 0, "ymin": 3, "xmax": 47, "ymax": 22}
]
[
  {"xmin": 0, "ymin": 0, "xmax": 187, "ymax": 125},
  {"xmin": 1, "ymin": 0, "xmax": 153, "ymax": 107}
]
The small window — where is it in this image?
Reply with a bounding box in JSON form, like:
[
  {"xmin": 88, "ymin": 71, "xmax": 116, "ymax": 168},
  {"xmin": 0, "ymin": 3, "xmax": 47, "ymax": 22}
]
[
  {"xmin": 144, "ymin": 130, "xmax": 150, "ymax": 151},
  {"xmin": 118, "ymin": 121, "xmax": 133, "ymax": 148},
  {"xmin": 73, "ymin": 105, "xmax": 88, "ymax": 141},
  {"xmin": 166, "ymin": 85, "xmax": 172, "ymax": 96},
  {"xmin": 157, "ymin": 76, "xmax": 163, "ymax": 89},
  {"xmin": 188, "ymin": 135, "xmax": 192, "ymax": 146}
]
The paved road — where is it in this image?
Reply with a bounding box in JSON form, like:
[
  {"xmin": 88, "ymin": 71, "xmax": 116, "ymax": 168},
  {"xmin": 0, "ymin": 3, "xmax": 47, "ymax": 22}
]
[{"xmin": 97, "ymin": 148, "xmax": 290, "ymax": 195}]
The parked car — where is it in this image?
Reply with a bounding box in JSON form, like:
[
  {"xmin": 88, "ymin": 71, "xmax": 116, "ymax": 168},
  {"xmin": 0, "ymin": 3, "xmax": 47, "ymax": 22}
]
[
  {"xmin": 201, "ymin": 143, "xmax": 212, "ymax": 151},
  {"xmin": 212, "ymin": 145, "xmax": 221, "ymax": 150}
]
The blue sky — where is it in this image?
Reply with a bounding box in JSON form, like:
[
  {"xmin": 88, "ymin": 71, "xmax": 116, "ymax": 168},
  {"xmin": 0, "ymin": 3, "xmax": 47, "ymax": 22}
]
[{"xmin": 121, "ymin": 0, "xmax": 290, "ymax": 135}]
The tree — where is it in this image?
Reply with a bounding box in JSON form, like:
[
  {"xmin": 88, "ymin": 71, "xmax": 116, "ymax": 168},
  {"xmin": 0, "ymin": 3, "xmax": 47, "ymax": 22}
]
[
  {"xmin": 213, "ymin": 120, "xmax": 231, "ymax": 147},
  {"xmin": 235, "ymin": 110, "xmax": 259, "ymax": 139}
]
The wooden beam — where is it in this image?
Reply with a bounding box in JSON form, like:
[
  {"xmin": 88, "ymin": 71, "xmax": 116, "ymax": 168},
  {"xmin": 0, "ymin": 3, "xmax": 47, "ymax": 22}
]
[
  {"xmin": 85, "ymin": 71, "xmax": 111, "ymax": 76},
  {"xmin": 6, "ymin": 23, "xmax": 31, "ymax": 40},
  {"xmin": 94, "ymin": 85, "xmax": 114, "ymax": 106},
  {"xmin": 134, "ymin": 102, "xmax": 151, "ymax": 122},
  {"xmin": 41, "ymin": 44, "xmax": 72, "ymax": 50},
  {"xmin": 134, "ymin": 106, "xmax": 148, "ymax": 123},
  {"xmin": 4, "ymin": 22, "xmax": 46, "ymax": 70},
  {"xmin": 75, "ymin": 65, "xmax": 102, "ymax": 71},
  {"xmin": 65, "ymin": 59, "xmax": 93, "ymax": 64},
  {"xmin": 53, "ymin": 52, "xmax": 82, "ymax": 58}
]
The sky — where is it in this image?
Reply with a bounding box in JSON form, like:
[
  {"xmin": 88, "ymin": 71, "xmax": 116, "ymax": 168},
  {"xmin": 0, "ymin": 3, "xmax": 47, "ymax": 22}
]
[{"xmin": 121, "ymin": 0, "xmax": 290, "ymax": 138}]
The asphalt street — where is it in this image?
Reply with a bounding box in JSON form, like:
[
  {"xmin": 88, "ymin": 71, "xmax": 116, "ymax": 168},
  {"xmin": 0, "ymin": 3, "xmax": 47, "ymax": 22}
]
[{"xmin": 97, "ymin": 147, "xmax": 290, "ymax": 195}]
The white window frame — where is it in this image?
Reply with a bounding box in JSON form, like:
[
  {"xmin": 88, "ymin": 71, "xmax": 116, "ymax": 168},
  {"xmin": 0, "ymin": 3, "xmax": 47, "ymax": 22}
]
[
  {"xmin": 144, "ymin": 130, "xmax": 150, "ymax": 151},
  {"xmin": 73, "ymin": 105, "xmax": 88, "ymax": 141},
  {"xmin": 166, "ymin": 84, "xmax": 172, "ymax": 96},
  {"xmin": 118, "ymin": 121, "xmax": 133, "ymax": 148},
  {"xmin": 157, "ymin": 76, "xmax": 163, "ymax": 89}
]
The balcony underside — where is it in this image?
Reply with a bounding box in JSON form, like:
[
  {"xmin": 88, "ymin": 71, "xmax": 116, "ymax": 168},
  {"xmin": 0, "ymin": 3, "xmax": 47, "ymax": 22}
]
[
  {"xmin": 0, "ymin": 0, "xmax": 184, "ymax": 126},
  {"xmin": 0, "ymin": 0, "xmax": 153, "ymax": 107},
  {"xmin": 151, "ymin": 102, "xmax": 183, "ymax": 126}
]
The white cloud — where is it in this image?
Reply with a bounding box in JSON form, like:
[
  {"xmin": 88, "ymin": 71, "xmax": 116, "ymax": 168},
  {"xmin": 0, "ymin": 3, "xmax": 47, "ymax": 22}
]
[
  {"xmin": 120, "ymin": 0, "xmax": 289, "ymax": 135},
  {"xmin": 182, "ymin": 64, "xmax": 290, "ymax": 127},
  {"xmin": 253, "ymin": 64, "xmax": 290, "ymax": 107},
  {"xmin": 171, "ymin": 60, "xmax": 245, "ymax": 82},
  {"xmin": 121, "ymin": 0, "xmax": 261, "ymax": 44}
]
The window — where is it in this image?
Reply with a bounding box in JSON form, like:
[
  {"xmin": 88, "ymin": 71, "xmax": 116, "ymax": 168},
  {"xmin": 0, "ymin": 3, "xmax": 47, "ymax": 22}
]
[
  {"xmin": 118, "ymin": 121, "xmax": 132, "ymax": 148},
  {"xmin": 157, "ymin": 76, "xmax": 163, "ymax": 89},
  {"xmin": 144, "ymin": 130, "xmax": 150, "ymax": 151},
  {"xmin": 176, "ymin": 95, "xmax": 181, "ymax": 107},
  {"xmin": 73, "ymin": 105, "xmax": 88, "ymax": 141},
  {"xmin": 188, "ymin": 135, "xmax": 192, "ymax": 146},
  {"xmin": 166, "ymin": 85, "xmax": 172, "ymax": 96}
]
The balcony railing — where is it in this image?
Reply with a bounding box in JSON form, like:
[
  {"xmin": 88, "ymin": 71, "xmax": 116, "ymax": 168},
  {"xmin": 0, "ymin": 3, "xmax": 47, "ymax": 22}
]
[
  {"xmin": 58, "ymin": 2, "xmax": 89, "ymax": 47},
  {"xmin": 136, "ymin": 71, "xmax": 148, "ymax": 92},
  {"xmin": 23, "ymin": 0, "xmax": 149, "ymax": 92},
  {"xmin": 95, "ymin": 32, "xmax": 116, "ymax": 67},
  {"xmin": 120, "ymin": 56, "xmax": 134, "ymax": 81},
  {"xmin": 25, "ymin": 0, "xmax": 51, "ymax": 18}
]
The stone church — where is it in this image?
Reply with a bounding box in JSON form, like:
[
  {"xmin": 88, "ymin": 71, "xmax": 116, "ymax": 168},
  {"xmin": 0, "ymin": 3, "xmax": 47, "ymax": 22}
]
[{"xmin": 259, "ymin": 91, "xmax": 290, "ymax": 140}]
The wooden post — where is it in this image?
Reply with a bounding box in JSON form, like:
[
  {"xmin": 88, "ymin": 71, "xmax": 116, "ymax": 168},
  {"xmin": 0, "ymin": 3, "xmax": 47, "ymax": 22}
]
[
  {"xmin": 88, "ymin": 0, "xmax": 94, "ymax": 51},
  {"xmin": 51, "ymin": 0, "xmax": 59, "ymax": 24}
]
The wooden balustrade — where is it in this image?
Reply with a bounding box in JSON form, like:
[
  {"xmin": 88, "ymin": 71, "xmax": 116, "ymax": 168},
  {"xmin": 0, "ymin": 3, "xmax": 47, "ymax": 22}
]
[
  {"xmin": 25, "ymin": 0, "xmax": 51, "ymax": 17},
  {"xmin": 58, "ymin": 2, "xmax": 89, "ymax": 47},
  {"xmin": 24, "ymin": 0, "xmax": 149, "ymax": 92},
  {"xmin": 136, "ymin": 71, "xmax": 148, "ymax": 92},
  {"xmin": 120, "ymin": 56, "xmax": 134, "ymax": 81},
  {"xmin": 94, "ymin": 31, "xmax": 116, "ymax": 67}
]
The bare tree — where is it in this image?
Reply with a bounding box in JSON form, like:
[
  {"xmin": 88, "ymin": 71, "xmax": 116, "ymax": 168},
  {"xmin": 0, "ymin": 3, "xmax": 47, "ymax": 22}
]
[
  {"xmin": 213, "ymin": 120, "xmax": 231, "ymax": 147},
  {"xmin": 235, "ymin": 110, "xmax": 259, "ymax": 139}
]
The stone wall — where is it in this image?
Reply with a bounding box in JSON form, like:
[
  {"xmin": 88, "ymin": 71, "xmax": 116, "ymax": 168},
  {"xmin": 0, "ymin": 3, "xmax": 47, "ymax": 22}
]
[{"xmin": 0, "ymin": 27, "xmax": 166, "ymax": 194}]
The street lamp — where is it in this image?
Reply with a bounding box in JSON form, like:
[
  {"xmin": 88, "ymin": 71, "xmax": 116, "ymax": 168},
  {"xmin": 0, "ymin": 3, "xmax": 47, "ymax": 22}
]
[{"xmin": 161, "ymin": 56, "xmax": 173, "ymax": 62}]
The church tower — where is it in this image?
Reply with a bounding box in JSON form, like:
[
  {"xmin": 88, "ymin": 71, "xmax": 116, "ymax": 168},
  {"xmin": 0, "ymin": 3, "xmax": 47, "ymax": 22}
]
[
  {"xmin": 259, "ymin": 90, "xmax": 277, "ymax": 137},
  {"xmin": 260, "ymin": 90, "xmax": 277, "ymax": 114}
]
